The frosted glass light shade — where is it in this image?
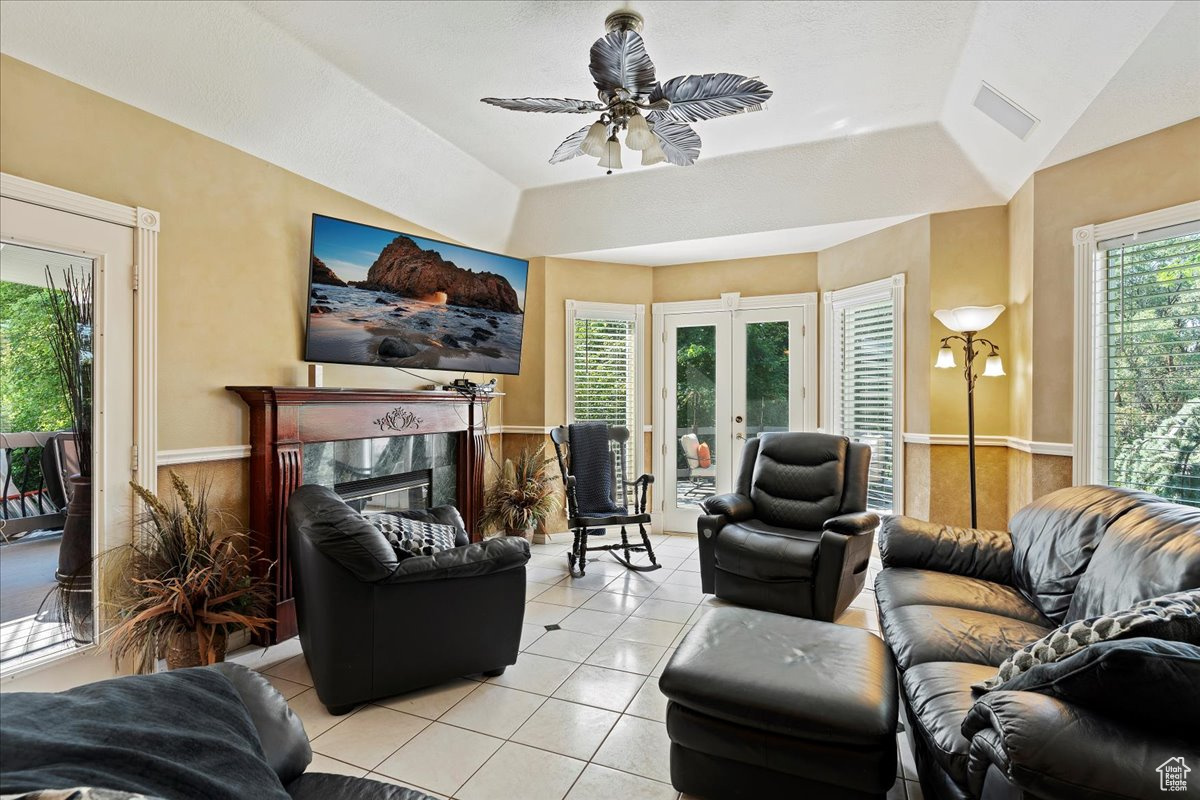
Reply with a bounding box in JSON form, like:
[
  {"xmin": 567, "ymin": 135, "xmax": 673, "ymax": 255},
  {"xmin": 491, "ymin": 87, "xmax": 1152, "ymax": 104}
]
[
  {"xmin": 933, "ymin": 305, "xmax": 1005, "ymax": 332},
  {"xmin": 625, "ymin": 113, "xmax": 655, "ymax": 150},
  {"xmin": 641, "ymin": 138, "xmax": 667, "ymax": 166},
  {"xmin": 598, "ymin": 137, "xmax": 622, "ymax": 170},
  {"xmin": 983, "ymin": 354, "xmax": 1006, "ymax": 377},
  {"xmin": 581, "ymin": 121, "xmax": 608, "ymax": 157},
  {"xmin": 935, "ymin": 346, "xmax": 956, "ymax": 369}
]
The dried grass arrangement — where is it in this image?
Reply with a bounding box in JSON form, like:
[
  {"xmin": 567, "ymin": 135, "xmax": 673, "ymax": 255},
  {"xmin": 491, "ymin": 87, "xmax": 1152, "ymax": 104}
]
[
  {"xmin": 480, "ymin": 444, "xmax": 562, "ymax": 538},
  {"xmin": 106, "ymin": 472, "xmax": 274, "ymax": 672}
]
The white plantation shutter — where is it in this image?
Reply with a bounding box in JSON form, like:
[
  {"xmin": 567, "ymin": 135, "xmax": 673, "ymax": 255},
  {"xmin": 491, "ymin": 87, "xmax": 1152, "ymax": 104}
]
[
  {"xmin": 566, "ymin": 301, "xmax": 645, "ymax": 484},
  {"xmin": 823, "ymin": 277, "xmax": 905, "ymax": 513},
  {"xmin": 1095, "ymin": 220, "xmax": 1200, "ymax": 506},
  {"xmin": 573, "ymin": 317, "xmax": 636, "ymax": 426}
]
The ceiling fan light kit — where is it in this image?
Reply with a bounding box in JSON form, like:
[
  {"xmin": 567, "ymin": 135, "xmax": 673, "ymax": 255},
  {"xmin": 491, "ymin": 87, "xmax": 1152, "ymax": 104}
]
[{"xmin": 481, "ymin": 8, "xmax": 772, "ymax": 173}]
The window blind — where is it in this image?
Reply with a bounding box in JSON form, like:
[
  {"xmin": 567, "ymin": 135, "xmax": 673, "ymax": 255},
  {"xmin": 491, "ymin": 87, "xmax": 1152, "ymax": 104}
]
[
  {"xmin": 1099, "ymin": 222, "xmax": 1200, "ymax": 507},
  {"xmin": 836, "ymin": 299, "xmax": 897, "ymax": 512},
  {"xmin": 572, "ymin": 316, "xmax": 636, "ymax": 429}
]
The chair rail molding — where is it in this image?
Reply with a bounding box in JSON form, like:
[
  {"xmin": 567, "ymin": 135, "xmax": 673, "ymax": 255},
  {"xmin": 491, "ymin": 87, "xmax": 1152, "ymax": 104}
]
[{"xmin": 902, "ymin": 433, "xmax": 1072, "ymax": 456}]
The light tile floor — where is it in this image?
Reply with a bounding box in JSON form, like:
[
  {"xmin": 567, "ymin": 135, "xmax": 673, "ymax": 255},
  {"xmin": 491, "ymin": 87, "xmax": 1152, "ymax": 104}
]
[{"xmin": 231, "ymin": 532, "xmax": 924, "ymax": 800}]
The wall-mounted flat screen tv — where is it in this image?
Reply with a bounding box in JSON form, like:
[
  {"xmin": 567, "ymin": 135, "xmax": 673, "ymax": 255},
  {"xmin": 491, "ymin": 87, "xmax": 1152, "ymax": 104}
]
[{"xmin": 304, "ymin": 214, "xmax": 528, "ymax": 375}]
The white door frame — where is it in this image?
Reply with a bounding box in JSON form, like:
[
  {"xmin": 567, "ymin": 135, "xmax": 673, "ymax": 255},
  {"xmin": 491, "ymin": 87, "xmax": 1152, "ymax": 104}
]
[
  {"xmin": 0, "ymin": 172, "xmax": 158, "ymax": 680},
  {"xmin": 652, "ymin": 292, "xmax": 817, "ymax": 532}
]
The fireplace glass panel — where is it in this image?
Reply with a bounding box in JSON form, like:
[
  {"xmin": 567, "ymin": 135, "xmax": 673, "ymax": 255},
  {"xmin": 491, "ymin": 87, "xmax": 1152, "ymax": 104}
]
[{"xmin": 303, "ymin": 433, "xmax": 457, "ymax": 511}]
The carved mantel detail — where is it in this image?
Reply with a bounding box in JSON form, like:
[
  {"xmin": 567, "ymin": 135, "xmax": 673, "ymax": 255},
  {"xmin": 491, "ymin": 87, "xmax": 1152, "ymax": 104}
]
[
  {"xmin": 227, "ymin": 386, "xmax": 496, "ymax": 644},
  {"xmin": 374, "ymin": 406, "xmax": 423, "ymax": 433}
]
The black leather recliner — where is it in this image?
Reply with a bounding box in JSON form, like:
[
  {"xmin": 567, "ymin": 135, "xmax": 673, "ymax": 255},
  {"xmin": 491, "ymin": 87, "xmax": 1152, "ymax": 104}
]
[
  {"xmin": 697, "ymin": 432, "xmax": 879, "ymax": 620},
  {"xmin": 287, "ymin": 484, "xmax": 530, "ymax": 714}
]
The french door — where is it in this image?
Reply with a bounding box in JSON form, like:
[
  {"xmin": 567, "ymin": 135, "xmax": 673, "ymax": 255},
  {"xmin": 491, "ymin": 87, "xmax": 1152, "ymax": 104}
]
[{"xmin": 653, "ymin": 294, "xmax": 817, "ymax": 532}]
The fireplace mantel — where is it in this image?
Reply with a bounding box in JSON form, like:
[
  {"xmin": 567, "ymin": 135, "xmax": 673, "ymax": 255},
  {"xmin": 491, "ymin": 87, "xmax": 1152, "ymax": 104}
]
[{"xmin": 228, "ymin": 385, "xmax": 498, "ymax": 643}]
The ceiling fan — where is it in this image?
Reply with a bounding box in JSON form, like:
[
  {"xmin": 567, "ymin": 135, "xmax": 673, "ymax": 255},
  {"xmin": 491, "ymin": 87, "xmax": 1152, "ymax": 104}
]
[{"xmin": 481, "ymin": 9, "xmax": 772, "ymax": 173}]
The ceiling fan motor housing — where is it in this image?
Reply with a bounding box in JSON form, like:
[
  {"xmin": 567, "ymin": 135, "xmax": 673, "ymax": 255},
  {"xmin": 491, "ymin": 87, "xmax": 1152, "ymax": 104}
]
[{"xmin": 604, "ymin": 10, "xmax": 644, "ymax": 34}]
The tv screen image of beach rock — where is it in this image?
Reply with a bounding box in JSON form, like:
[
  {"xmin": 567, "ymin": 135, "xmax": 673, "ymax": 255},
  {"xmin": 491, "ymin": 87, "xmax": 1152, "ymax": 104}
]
[{"xmin": 305, "ymin": 214, "xmax": 528, "ymax": 375}]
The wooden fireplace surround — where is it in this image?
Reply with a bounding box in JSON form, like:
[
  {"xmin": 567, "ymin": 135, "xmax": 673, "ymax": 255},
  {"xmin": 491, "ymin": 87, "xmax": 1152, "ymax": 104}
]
[{"xmin": 228, "ymin": 386, "xmax": 496, "ymax": 643}]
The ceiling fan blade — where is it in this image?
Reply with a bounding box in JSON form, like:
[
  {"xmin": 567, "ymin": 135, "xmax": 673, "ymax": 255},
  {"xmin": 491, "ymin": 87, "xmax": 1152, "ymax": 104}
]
[
  {"xmin": 650, "ymin": 74, "xmax": 772, "ymax": 122},
  {"xmin": 482, "ymin": 97, "xmax": 606, "ymax": 114},
  {"xmin": 647, "ymin": 118, "xmax": 701, "ymax": 166},
  {"xmin": 549, "ymin": 125, "xmax": 592, "ymax": 164},
  {"xmin": 588, "ymin": 30, "xmax": 657, "ymax": 97}
]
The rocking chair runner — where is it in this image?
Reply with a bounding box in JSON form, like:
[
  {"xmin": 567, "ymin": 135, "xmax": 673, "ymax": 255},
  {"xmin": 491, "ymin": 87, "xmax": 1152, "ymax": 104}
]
[{"xmin": 550, "ymin": 422, "xmax": 659, "ymax": 576}]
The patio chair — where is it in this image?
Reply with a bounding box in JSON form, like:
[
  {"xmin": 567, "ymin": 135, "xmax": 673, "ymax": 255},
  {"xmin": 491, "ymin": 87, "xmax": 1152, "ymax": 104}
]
[
  {"xmin": 550, "ymin": 422, "xmax": 658, "ymax": 577},
  {"xmin": 679, "ymin": 433, "xmax": 716, "ymax": 498}
]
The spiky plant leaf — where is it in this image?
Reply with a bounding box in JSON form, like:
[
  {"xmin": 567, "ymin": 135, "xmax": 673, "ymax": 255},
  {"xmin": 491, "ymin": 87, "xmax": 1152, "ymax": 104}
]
[
  {"xmin": 482, "ymin": 97, "xmax": 606, "ymax": 114},
  {"xmin": 649, "ymin": 73, "xmax": 772, "ymax": 122}
]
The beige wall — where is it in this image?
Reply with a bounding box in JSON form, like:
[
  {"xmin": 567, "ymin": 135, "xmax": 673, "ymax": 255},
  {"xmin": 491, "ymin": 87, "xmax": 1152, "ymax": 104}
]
[
  {"xmin": 0, "ymin": 55, "xmax": 507, "ymax": 454},
  {"xmin": 1007, "ymin": 179, "xmax": 1035, "ymax": 442},
  {"xmin": 1027, "ymin": 117, "xmax": 1200, "ymax": 443},
  {"xmin": 652, "ymin": 253, "xmax": 817, "ymax": 302},
  {"xmin": 818, "ymin": 216, "xmax": 932, "ymax": 435},
  {"xmin": 929, "ymin": 206, "xmax": 1010, "ymax": 438}
]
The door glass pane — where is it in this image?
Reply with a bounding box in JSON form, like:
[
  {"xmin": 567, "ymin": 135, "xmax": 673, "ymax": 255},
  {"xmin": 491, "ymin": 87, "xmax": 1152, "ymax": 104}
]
[
  {"xmin": 0, "ymin": 244, "xmax": 95, "ymax": 668},
  {"xmin": 745, "ymin": 321, "xmax": 790, "ymax": 439},
  {"xmin": 675, "ymin": 325, "xmax": 717, "ymax": 508}
]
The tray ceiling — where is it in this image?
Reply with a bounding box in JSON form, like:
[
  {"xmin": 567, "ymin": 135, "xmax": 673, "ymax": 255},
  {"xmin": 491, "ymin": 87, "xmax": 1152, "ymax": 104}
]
[{"xmin": 1, "ymin": 1, "xmax": 1195, "ymax": 264}]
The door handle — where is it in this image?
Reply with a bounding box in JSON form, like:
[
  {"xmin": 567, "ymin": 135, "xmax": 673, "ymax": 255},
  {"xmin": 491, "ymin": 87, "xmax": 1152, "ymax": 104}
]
[{"xmin": 736, "ymin": 433, "xmax": 745, "ymax": 440}]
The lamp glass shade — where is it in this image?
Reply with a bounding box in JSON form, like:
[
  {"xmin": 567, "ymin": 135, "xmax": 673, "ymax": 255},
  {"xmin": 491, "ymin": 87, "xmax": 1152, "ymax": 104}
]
[
  {"xmin": 641, "ymin": 138, "xmax": 667, "ymax": 166},
  {"xmin": 625, "ymin": 113, "xmax": 655, "ymax": 150},
  {"xmin": 983, "ymin": 354, "xmax": 1006, "ymax": 377},
  {"xmin": 935, "ymin": 346, "xmax": 956, "ymax": 369},
  {"xmin": 581, "ymin": 121, "xmax": 608, "ymax": 157},
  {"xmin": 598, "ymin": 137, "xmax": 622, "ymax": 170},
  {"xmin": 933, "ymin": 305, "xmax": 1005, "ymax": 333}
]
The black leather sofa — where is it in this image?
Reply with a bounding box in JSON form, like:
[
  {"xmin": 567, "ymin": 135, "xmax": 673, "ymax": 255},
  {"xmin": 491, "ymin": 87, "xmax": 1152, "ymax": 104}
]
[
  {"xmin": 287, "ymin": 484, "xmax": 530, "ymax": 714},
  {"xmin": 697, "ymin": 432, "xmax": 879, "ymax": 620},
  {"xmin": 876, "ymin": 485, "xmax": 1200, "ymax": 800}
]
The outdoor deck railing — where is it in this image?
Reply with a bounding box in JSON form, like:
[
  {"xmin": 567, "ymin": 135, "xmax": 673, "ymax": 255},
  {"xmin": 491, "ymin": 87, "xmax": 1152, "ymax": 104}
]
[{"xmin": 0, "ymin": 432, "xmax": 66, "ymax": 542}]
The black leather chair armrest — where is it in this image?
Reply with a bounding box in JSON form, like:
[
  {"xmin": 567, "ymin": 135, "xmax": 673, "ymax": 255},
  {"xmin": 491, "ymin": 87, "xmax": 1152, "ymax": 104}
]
[
  {"xmin": 878, "ymin": 515, "xmax": 1013, "ymax": 583},
  {"xmin": 962, "ymin": 690, "xmax": 1199, "ymax": 800},
  {"xmin": 382, "ymin": 536, "xmax": 530, "ymax": 584},
  {"xmin": 824, "ymin": 511, "xmax": 880, "ymax": 535},
  {"xmin": 211, "ymin": 663, "xmax": 311, "ymax": 785},
  {"xmin": 700, "ymin": 493, "xmax": 754, "ymax": 523}
]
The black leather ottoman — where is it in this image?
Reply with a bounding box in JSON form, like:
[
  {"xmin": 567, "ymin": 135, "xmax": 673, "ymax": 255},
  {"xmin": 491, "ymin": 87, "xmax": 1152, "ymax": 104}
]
[{"xmin": 659, "ymin": 607, "xmax": 897, "ymax": 799}]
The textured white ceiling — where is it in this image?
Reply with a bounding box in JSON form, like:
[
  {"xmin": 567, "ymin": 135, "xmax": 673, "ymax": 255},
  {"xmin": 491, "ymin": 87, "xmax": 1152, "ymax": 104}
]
[
  {"xmin": 0, "ymin": 1, "xmax": 1192, "ymax": 266},
  {"xmin": 246, "ymin": 0, "xmax": 979, "ymax": 190}
]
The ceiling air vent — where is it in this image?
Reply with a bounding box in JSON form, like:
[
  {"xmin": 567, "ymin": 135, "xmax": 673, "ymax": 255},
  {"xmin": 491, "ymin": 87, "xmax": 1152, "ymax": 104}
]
[{"xmin": 973, "ymin": 82, "xmax": 1038, "ymax": 141}]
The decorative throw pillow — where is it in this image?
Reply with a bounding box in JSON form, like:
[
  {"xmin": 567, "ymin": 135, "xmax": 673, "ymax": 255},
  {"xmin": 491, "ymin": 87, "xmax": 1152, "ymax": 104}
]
[
  {"xmin": 697, "ymin": 442, "xmax": 712, "ymax": 469},
  {"xmin": 986, "ymin": 638, "xmax": 1200, "ymax": 733},
  {"xmin": 972, "ymin": 589, "xmax": 1200, "ymax": 691},
  {"xmin": 367, "ymin": 513, "xmax": 458, "ymax": 559}
]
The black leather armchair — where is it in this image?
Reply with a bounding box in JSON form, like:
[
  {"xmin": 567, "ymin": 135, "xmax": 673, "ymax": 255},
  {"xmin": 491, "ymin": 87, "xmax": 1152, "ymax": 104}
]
[
  {"xmin": 697, "ymin": 432, "xmax": 878, "ymax": 620},
  {"xmin": 287, "ymin": 484, "xmax": 530, "ymax": 714}
]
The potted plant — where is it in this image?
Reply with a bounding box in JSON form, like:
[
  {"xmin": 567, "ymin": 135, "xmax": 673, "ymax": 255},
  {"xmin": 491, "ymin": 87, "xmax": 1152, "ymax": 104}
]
[
  {"xmin": 480, "ymin": 445, "xmax": 561, "ymax": 543},
  {"xmin": 105, "ymin": 472, "xmax": 274, "ymax": 672}
]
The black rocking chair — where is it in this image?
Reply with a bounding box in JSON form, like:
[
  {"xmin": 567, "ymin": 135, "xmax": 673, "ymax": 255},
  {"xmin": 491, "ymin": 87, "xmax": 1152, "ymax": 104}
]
[{"xmin": 550, "ymin": 422, "xmax": 659, "ymax": 577}]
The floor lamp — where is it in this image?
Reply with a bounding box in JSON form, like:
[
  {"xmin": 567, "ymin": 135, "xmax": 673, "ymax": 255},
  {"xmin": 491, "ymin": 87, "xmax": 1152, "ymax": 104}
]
[{"xmin": 934, "ymin": 305, "xmax": 1006, "ymax": 528}]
